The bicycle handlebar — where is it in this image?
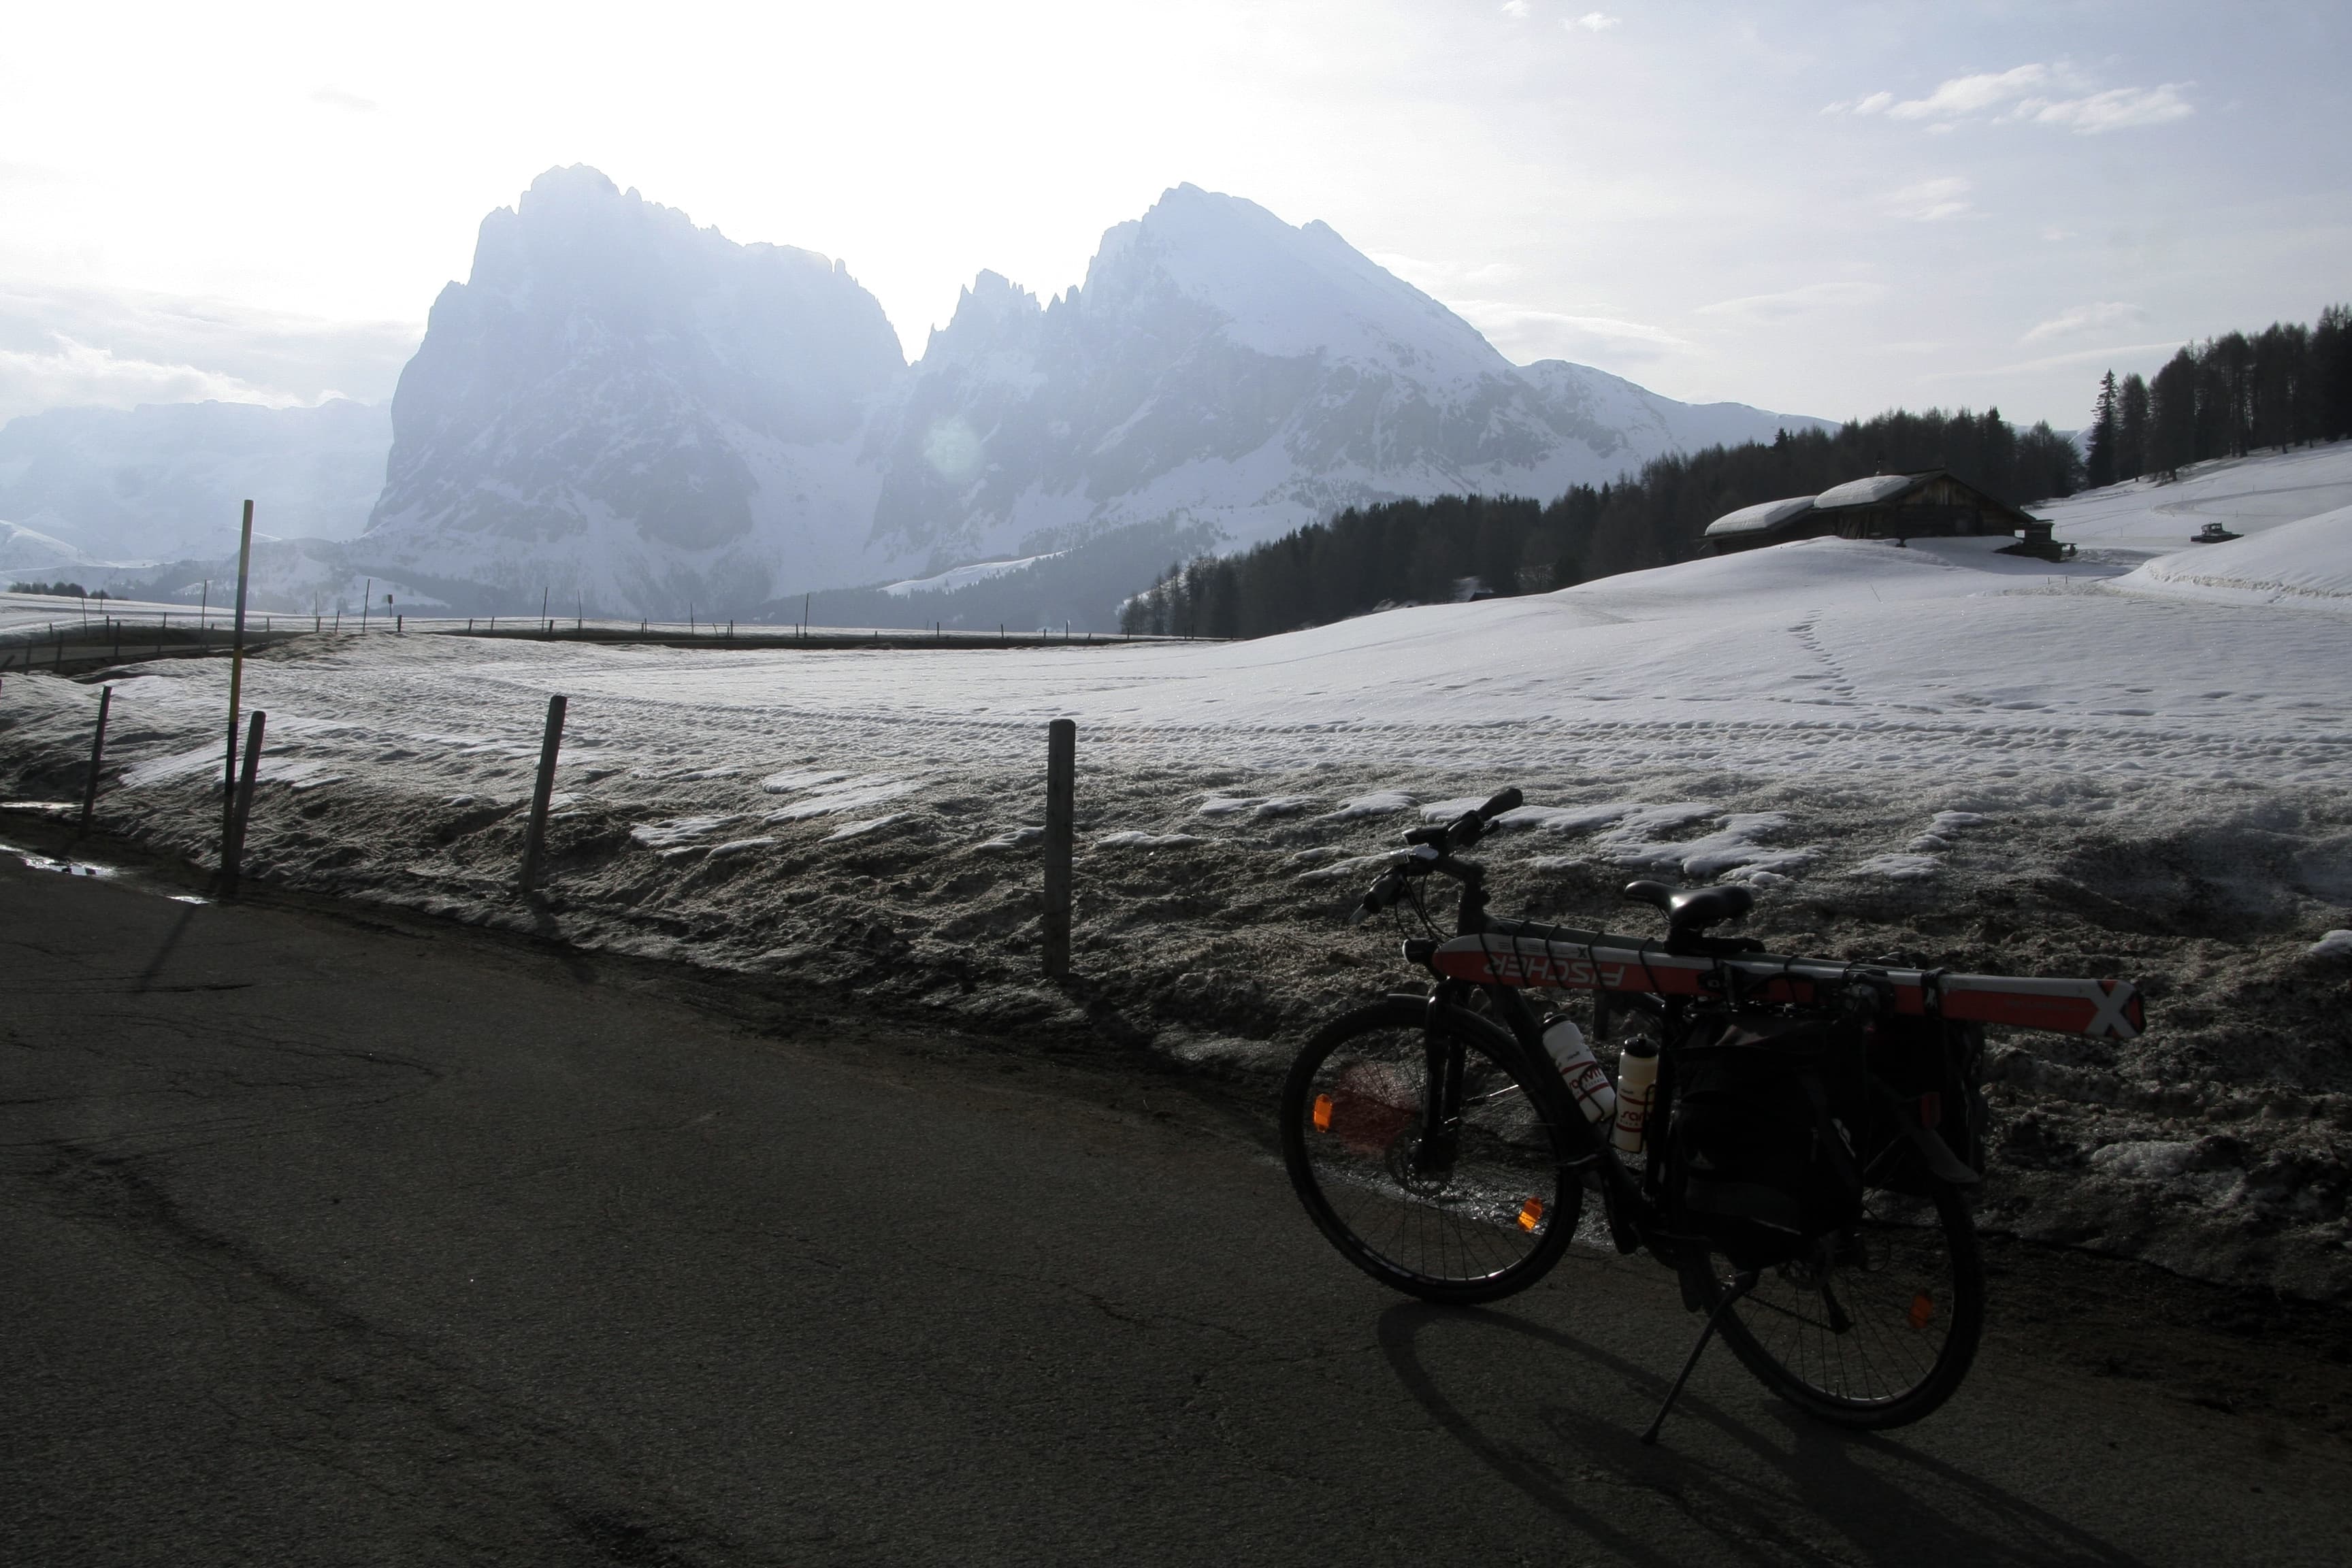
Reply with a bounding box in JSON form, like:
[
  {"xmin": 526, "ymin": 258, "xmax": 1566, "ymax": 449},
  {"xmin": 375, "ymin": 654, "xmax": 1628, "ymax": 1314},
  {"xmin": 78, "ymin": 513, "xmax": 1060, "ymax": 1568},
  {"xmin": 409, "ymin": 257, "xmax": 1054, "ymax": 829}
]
[
  {"xmin": 1475, "ymin": 786, "xmax": 1524, "ymax": 822},
  {"xmin": 1348, "ymin": 784, "xmax": 1521, "ymax": 925}
]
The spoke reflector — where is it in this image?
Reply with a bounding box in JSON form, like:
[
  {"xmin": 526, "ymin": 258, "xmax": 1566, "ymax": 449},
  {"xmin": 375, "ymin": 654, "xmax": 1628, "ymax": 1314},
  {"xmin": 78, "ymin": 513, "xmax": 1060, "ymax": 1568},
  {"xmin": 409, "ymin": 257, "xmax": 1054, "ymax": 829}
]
[
  {"xmin": 1312, "ymin": 1094, "xmax": 1334, "ymax": 1132},
  {"xmin": 1518, "ymin": 1196, "xmax": 1545, "ymax": 1232},
  {"xmin": 1908, "ymin": 1291, "xmax": 1935, "ymax": 1330}
]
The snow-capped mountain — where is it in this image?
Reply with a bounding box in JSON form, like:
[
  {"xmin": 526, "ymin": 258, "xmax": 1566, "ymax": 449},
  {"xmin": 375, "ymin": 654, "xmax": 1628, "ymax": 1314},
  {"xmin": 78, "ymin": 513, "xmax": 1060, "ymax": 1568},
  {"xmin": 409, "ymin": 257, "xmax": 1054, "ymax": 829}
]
[
  {"xmin": 357, "ymin": 169, "xmax": 1825, "ymax": 616},
  {"xmin": 362, "ymin": 165, "xmax": 906, "ymax": 613},
  {"xmin": 866, "ymin": 186, "xmax": 1815, "ymax": 569},
  {"xmin": 0, "ymin": 397, "xmax": 390, "ymax": 564}
]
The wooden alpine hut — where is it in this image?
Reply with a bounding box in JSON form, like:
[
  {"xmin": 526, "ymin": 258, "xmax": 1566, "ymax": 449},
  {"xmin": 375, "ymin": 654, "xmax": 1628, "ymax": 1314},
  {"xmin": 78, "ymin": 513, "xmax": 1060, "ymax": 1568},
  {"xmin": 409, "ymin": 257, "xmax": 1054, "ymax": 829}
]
[{"xmin": 1703, "ymin": 470, "xmax": 2065, "ymax": 559}]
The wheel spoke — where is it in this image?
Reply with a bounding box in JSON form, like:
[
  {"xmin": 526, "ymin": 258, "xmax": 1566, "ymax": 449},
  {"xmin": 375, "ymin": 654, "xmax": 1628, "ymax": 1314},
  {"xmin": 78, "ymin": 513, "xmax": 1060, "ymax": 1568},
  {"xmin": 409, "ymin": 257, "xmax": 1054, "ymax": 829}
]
[
  {"xmin": 1284, "ymin": 1006, "xmax": 1579, "ymax": 1303},
  {"xmin": 1705, "ymin": 1184, "xmax": 1983, "ymax": 1425}
]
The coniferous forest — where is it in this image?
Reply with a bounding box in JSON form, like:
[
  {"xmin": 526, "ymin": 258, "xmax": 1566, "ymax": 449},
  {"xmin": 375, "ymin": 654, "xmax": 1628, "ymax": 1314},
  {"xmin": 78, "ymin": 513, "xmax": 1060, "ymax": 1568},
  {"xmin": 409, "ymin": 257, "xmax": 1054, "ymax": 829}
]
[
  {"xmin": 2082, "ymin": 306, "xmax": 2352, "ymax": 486},
  {"xmin": 1120, "ymin": 406, "xmax": 2080, "ymax": 639}
]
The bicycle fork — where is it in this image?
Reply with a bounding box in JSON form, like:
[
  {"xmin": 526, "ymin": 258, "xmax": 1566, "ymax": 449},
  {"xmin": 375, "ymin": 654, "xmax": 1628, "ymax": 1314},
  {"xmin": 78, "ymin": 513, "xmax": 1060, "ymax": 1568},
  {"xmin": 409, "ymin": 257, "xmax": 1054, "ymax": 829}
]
[{"xmin": 1411, "ymin": 1028, "xmax": 1464, "ymax": 1177}]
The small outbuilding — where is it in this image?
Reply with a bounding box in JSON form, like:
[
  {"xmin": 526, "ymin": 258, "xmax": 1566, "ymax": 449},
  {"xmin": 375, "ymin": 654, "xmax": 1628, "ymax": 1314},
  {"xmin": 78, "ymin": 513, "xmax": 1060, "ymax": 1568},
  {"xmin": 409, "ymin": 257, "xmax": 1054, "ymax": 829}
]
[{"xmin": 1703, "ymin": 470, "xmax": 2065, "ymax": 559}]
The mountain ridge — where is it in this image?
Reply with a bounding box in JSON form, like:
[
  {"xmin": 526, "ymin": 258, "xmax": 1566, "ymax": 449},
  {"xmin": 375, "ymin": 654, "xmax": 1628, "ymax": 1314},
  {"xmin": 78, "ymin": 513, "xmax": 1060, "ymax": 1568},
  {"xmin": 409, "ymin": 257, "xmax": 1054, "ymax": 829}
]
[{"xmin": 354, "ymin": 168, "xmax": 1827, "ymax": 617}]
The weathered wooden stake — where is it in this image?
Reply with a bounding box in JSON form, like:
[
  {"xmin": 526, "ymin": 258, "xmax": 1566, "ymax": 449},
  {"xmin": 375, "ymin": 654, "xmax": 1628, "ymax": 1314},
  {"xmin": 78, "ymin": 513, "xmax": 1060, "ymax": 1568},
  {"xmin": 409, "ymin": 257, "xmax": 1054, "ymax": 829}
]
[
  {"xmin": 1043, "ymin": 718, "xmax": 1076, "ymax": 979},
  {"xmin": 220, "ymin": 710, "xmax": 265, "ymax": 894},
  {"xmin": 517, "ymin": 694, "xmax": 568, "ymax": 897},
  {"xmin": 76, "ymin": 685, "xmax": 113, "ymax": 838}
]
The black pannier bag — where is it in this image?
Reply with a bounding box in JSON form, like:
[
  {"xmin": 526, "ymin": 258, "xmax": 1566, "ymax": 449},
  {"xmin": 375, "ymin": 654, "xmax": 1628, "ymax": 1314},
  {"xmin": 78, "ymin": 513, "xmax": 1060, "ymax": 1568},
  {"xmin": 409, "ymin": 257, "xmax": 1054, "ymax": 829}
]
[
  {"xmin": 1859, "ymin": 1015, "xmax": 1989, "ymax": 1196},
  {"xmin": 1664, "ymin": 1015, "xmax": 1866, "ymax": 1269}
]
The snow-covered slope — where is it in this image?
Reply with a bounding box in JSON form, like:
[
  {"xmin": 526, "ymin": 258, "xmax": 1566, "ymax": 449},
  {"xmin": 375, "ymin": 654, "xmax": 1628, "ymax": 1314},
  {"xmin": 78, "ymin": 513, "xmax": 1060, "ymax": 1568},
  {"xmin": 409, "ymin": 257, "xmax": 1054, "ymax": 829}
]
[
  {"xmin": 0, "ymin": 398, "xmax": 390, "ymax": 562},
  {"xmin": 0, "ymin": 519, "xmax": 108, "ymax": 581},
  {"xmin": 361, "ymin": 172, "xmax": 1825, "ymax": 615},
  {"xmin": 2037, "ymin": 441, "xmax": 2352, "ymax": 555}
]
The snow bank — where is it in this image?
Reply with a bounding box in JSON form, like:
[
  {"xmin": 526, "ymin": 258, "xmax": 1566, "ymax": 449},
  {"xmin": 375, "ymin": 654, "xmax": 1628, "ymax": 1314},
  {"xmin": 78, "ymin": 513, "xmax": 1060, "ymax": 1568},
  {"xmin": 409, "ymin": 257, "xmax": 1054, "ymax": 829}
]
[{"xmin": 2116, "ymin": 504, "xmax": 2352, "ymax": 608}]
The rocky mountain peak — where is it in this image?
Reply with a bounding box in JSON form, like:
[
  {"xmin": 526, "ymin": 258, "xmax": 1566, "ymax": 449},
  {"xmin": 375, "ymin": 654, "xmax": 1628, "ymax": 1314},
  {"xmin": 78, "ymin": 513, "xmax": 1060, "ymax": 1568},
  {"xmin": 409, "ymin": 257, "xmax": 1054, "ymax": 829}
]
[{"xmin": 348, "ymin": 169, "xmax": 1822, "ymax": 618}]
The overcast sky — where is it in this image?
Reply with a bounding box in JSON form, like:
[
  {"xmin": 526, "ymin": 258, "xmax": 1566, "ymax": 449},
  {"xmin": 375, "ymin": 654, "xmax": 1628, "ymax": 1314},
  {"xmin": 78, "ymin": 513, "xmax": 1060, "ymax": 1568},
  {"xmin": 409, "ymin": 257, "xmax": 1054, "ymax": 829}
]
[{"xmin": 2, "ymin": 1, "xmax": 2344, "ymax": 429}]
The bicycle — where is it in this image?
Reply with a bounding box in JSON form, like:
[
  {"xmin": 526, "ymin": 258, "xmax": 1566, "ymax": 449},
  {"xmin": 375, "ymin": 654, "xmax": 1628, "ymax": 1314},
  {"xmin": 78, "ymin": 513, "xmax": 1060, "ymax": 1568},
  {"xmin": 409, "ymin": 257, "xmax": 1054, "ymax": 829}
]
[{"xmin": 1280, "ymin": 787, "xmax": 2145, "ymax": 1441}]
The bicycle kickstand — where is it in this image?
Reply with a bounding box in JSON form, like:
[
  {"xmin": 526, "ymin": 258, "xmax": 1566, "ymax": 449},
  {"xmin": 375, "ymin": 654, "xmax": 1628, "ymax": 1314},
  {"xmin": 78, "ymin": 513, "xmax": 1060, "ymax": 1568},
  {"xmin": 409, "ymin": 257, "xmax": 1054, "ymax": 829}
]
[{"xmin": 1639, "ymin": 1269, "xmax": 1757, "ymax": 1447}]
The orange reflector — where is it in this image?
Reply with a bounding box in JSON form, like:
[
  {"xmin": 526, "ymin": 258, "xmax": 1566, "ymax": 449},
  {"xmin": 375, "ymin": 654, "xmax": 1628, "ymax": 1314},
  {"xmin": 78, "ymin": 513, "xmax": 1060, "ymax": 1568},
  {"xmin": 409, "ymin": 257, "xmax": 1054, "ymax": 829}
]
[
  {"xmin": 1908, "ymin": 1291, "xmax": 1935, "ymax": 1330},
  {"xmin": 1517, "ymin": 1196, "xmax": 1545, "ymax": 1232},
  {"xmin": 1312, "ymin": 1094, "xmax": 1334, "ymax": 1132}
]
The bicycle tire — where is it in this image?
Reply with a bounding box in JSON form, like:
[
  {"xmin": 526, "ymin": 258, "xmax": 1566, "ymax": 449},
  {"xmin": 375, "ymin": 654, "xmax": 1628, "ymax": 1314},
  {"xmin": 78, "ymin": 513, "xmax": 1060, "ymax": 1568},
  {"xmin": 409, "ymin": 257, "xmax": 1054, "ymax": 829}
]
[
  {"xmin": 1281, "ymin": 996, "xmax": 1582, "ymax": 1304},
  {"xmin": 1692, "ymin": 1181, "xmax": 1985, "ymax": 1428}
]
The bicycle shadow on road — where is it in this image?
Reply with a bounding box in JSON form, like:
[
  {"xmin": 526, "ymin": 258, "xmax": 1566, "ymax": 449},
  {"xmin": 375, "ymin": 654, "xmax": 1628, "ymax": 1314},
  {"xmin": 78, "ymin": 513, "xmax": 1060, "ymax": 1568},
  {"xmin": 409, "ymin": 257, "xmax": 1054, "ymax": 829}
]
[{"xmin": 1375, "ymin": 1301, "xmax": 2151, "ymax": 1568}]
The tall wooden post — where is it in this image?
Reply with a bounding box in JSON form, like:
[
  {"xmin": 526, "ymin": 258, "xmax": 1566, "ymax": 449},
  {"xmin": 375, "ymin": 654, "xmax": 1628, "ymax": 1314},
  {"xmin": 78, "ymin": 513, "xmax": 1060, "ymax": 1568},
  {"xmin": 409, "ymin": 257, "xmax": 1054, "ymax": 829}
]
[
  {"xmin": 76, "ymin": 685, "xmax": 113, "ymax": 838},
  {"xmin": 221, "ymin": 710, "xmax": 265, "ymax": 893},
  {"xmin": 518, "ymin": 694, "xmax": 568, "ymax": 897},
  {"xmin": 1042, "ymin": 719, "xmax": 1075, "ymax": 978},
  {"xmin": 221, "ymin": 500, "xmax": 255, "ymax": 849}
]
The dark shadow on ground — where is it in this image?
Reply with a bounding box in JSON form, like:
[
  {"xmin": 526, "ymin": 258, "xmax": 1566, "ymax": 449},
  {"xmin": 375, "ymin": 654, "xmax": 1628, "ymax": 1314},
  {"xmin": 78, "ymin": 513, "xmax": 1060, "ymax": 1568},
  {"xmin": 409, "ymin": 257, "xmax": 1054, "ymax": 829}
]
[{"xmin": 1377, "ymin": 1299, "xmax": 2151, "ymax": 1568}]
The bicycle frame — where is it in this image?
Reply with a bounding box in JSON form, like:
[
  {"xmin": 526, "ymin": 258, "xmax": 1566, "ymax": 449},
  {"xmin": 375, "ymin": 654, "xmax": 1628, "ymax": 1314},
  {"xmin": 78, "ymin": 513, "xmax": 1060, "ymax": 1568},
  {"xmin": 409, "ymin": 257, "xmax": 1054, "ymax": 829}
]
[{"xmin": 1398, "ymin": 859, "xmax": 1703, "ymax": 1269}]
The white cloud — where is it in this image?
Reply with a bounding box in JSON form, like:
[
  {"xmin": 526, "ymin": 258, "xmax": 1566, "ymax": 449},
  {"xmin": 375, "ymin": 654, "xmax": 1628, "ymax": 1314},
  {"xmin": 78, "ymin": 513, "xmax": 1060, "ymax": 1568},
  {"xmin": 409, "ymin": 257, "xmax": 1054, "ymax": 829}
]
[
  {"xmin": 1369, "ymin": 252, "xmax": 1522, "ymax": 291},
  {"xmin": 1928, "ymin": 340, "xmax": 2187, "ymax": 381},
  {"xmin": 1833, "ymin": 63, "xmax": 2194, "ymax": 136},
  {"xmin": 1884, "ymin": 177, "xmax": 1972, "ymax": 223},
  {"xmin": 1500, "ymin": 1, "xmax": 1531, "ymax": 17},
  {"xmin": 310, "ymin": 86, "xmax": 378, "ymax": 112},
  {"xmin": 0, "ymin": 283, "xmax": 417, "ymax": 424},
  {"xmin": 2021, "ymin": 301, "xmax": 2146, "ymax": 344},
  {"xmin": 1821, "ymin": 91, "xmax": 1893, "ymax": 115},
  {"xmin": 1695, "ymin": 280, "xmax": 1886, "ymax": 321},
  {"xmin": 2022, "ymin": 84, "xmax": 2193, "ymax": 134},
  {"xmin": 1570, "ymin": 12, "xmax": 1620, "ymax": 32},
  {"xmin": 0, "ymin": 337, "xmax": 306, "ymax": 422},
  {"xmin": 1888, "ymin": 64, "xmax": 2053, "ymax": 121},
  {"xmin": 1454, "ymin": 302, "xmax": 1689, "ymax": 366}
]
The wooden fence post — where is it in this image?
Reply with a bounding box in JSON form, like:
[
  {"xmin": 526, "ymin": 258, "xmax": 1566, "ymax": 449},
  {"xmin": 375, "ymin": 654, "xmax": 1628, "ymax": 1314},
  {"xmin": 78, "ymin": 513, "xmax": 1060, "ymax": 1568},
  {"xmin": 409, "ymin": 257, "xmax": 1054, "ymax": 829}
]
[
  {"xmin": 1043, "ymin": 718, "xmax": 1075, "ymax": 979},
  {"xmin": 518, "ymin": 694, "xmax": 568, "ymax": 897},
  {"xmin": 221, "ymin": 499, "xmax": 255, "ymax": 850},
  {"xmin": 76, "ymin": 685, "xmax": 113, "ymax": 838},
  {"xmin": 221, "ymin": 710, "xmax": 265, "ymax": 894}
]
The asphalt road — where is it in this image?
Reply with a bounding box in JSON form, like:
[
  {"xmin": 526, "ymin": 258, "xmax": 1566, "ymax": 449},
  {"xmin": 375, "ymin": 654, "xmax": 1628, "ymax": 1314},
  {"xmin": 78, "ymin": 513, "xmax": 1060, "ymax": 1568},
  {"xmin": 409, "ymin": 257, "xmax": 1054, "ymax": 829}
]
[{"xmin": 3, "ymin": 853, "xmax": 2347, "ymax": 1567}]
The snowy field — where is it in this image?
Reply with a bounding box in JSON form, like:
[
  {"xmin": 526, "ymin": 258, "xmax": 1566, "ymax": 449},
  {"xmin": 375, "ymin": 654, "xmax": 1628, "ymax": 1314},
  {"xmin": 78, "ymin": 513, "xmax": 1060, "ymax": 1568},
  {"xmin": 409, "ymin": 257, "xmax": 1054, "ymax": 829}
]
[{"xmin": 5, "ymin": 443, "xmax": 2350, "ymax": 1297}]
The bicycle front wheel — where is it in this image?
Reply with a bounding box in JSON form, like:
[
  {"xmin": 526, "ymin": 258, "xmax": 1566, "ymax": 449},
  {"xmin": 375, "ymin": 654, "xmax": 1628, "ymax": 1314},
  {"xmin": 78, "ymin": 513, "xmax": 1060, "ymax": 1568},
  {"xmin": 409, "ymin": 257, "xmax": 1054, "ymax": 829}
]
[
  {"xmin": 1281, "ymin": 997, "xmax": 1582, "ymax": 1304},
  {"xmin": 1695, "ymin": 1183, "xmax": 1985, "ymax": 1428}
]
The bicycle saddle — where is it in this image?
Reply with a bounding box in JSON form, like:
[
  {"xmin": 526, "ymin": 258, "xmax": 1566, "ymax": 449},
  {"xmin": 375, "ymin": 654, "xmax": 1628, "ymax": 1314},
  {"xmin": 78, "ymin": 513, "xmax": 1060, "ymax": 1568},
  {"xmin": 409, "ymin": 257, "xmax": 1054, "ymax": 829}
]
[{"xmin": 1622, "ymin": 879, "xmax": 1754, "ymax": 934}]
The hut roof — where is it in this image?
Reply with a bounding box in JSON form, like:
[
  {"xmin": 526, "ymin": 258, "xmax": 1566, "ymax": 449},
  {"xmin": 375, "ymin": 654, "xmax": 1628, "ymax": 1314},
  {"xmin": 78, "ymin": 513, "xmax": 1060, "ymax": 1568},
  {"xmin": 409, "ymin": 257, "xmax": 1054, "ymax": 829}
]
[
  {"xmin": 1703, "ymin": 495, "xmax": 1818, "ymax": 540},
  {"xmin": 1814, "ymin": 472, "xmax": 1928, "ymax": 510}
]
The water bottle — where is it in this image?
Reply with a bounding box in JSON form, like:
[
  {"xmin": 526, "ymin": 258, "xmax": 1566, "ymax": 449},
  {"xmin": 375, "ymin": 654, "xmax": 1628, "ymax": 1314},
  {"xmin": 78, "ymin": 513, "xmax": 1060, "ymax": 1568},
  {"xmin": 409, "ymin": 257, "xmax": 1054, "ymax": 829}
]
[
  {"xmin": 1612, "ymin": 1036, "xmax": 1660, "ymax": 1155},
  {"xmin": 1541, "ymin": 1014, "xmax": 1618, "ymax": 1128}
]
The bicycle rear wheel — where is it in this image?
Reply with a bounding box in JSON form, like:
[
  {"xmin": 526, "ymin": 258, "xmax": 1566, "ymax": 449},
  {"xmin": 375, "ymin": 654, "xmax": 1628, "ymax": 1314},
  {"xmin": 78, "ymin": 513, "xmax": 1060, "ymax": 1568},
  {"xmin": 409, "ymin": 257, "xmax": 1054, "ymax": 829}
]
[
  {"xmin": 1281, "ymin": 997, "xmax": 1581, "ymax": 1304},
  {"xmin": 1693, "ymin": 1183, "xmax": 1984, "ymax": 1428}
]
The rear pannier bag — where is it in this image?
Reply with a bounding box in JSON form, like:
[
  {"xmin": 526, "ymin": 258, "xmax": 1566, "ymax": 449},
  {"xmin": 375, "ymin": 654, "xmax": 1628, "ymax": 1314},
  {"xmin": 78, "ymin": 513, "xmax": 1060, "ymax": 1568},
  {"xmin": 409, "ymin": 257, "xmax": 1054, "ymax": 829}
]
[
  {"xmin": 1860, "ymin": 1015, "xmax": 1988, "ymax": 1196},
  {"xmin": 1665, "ymin": 1016, "xmax": 1865, "ymax": 1269}
]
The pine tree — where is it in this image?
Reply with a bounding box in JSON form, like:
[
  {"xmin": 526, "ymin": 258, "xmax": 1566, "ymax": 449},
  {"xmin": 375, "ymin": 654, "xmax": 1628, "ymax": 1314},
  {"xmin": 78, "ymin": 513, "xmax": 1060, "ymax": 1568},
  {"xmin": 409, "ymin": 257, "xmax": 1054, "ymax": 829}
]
[
  {"xmin": 2315, "ymin": 304, "xmax": 2352, "ymax": 441},
  {"xmin": 2086, "ymin": 372, "xmax": 2120, "ymax": 488},
  {"xmin": 2147, "ymin": 350, "xmax": 2200, "ymax": 478},
  {"xmin": 2117, "ymin": 373, "xmax": 2150, "ymax": 481}
]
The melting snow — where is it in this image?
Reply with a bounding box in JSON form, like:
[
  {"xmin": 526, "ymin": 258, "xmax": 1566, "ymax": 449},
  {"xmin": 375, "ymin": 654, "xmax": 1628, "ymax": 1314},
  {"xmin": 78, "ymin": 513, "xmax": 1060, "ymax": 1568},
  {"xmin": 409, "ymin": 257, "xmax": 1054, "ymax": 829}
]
[
  {"xmin": 824, "ymin": 814, "xmax": 902, "ymax": 842},
  {"xmin": 1323, "ymin": 791, "xmax": 1416, "ymax": 819},
  {"xmin": 630, "ymin": 815, "xmax": 741, "ymax": 849}
]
